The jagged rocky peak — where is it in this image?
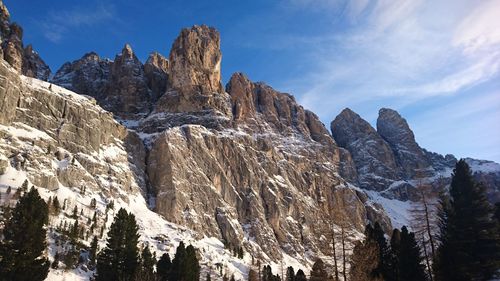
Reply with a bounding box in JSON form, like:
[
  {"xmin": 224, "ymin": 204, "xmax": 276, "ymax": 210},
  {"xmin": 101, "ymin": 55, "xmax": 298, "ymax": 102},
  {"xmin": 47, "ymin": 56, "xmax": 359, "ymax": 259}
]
[
  {"xmin": 377, "ymin": 108, "xmax": 432, "ymax": 177},
  {"xmin": 104, "ymin": 43, "xmax": 151, "ymax": 116},
  {"xmin": 52, "ymin": 51, "xmax": 111, "ymax": 99},
  {"xmin": 331, "ymin": 108, "xmax": 400, "ymax": 190},
  {"xmin": 144, "ymin": 52, "xmax": 169, "ymax": 101},
  {"xmin": 169, "ymin": 25, "xmax": 222, "ymax": 94},
  {"xmin": 2, "ymin": 22, "xmax": 23, "ymax": 71},
  {"xmin": 156, "ymin": 25, "xmax": 231, "ymax": 115},
  {"xmin": 226, "ymin": 72, "xmax": 334, "ymax": 145},
  {"xmin": 0, "ymin": 0, "xmax": 10, "ymax": 39},
  {"xmin": 21, "ymin": 44, "xmax": 51, "ymax": 81}
]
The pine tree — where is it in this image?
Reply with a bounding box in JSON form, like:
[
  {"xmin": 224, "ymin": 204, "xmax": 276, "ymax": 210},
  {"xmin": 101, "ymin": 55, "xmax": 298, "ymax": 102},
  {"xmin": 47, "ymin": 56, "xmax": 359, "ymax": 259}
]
[
  {"xmin": 0, "ymin": 188, "xmax": 50, "ymax": 281},
  {"xmin": 72, "ymin": 205, "xmax": 78, "ymax": 219},
  {"xmin": 285, "ymin": 266, "xmax": 295, "ymax": 281},
  {"xmin": 96, "ymin": 208, "xmax": 140, "ymax": 281},
  {"xmin": 89, "ymin": 236, "xmax": 98, "ymax": 266},
  {"xmin": 52, "ymin": 195, "xmax": 60, "ymax": 214},
  {"xmin": 397, "ymin": 226, "xmax": 427, "ymax": 281},
  {"xmin": 310, "ymin": 258, "xmax": 328, "ymax": 281},
  {"xmin": 140, "ymin": 246, "xmax": 156, "ymax": 281},
  {"xmin": 295, "ymin": 269, "xmax": 307, "ymax": 281},
  {"xmin": 170, "ymin": 242, "xmax": 187, "ymax": 281},
  {"xmin": 157, "ymin": 253, "xmax": 172, "ymax": 281},
  {"xmin": 184, "ymin": 245, "xmax": 201, "ymax": 281},
  {"xmin": 206, "ymin": 272, "xmax": 212, "ymax": 281},
  {"xmin": 230, "ymin": 274, "xmax": 236, "ymax": 281},
  {"xmin": 434, "ymin": 160, "xmax": 500, "ymax": 281},
  {"xmin": 370, "ymin": 222, "xmax": 394, "ymax": 281}
]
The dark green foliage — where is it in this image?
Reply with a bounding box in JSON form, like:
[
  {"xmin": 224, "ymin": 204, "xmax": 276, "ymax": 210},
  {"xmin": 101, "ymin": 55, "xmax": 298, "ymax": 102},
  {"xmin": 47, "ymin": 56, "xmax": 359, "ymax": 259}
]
[
  {"xmin": 393, "ymin": 226, "xmax": 427, "ymax": 281},
  {"xmin": 262, "ymin": 265, "xmax": 281, "ymax": 281},
  {"xmin": 0, "ymin": 188, "xmax": 50, "ymax": 281},
  {"xmin": 72, "ymin": 206, "xmax": 78, "ymax": 219},
  {"xmin": 63, "ymin": 248, "xmax": 80, "ymax": 269},
  {"xmin": 156, "ymin": 253, "xmax": 172, "ymax": 281},
  {"xmin": 168, "ymin": 242, "xmax": 200, "ymax": 281},
  {"xmin": 295, "ymin": 269, "xmax": 307, "ymax": 281},
  {"xmin": 52, "ymin": 195, "xmax": 60, "ymax": 214},
  {"xmin": 140, "ymin": 246, "xmax": 156, "ymax": 281},
  {"xmin": 70, "ymin": 219, "xmax": 79, "ymax": 241},
  {"xmin": 310, "ymin": 258, "xmax": 328, "ymax": 281},
  {"xmin": 368, "ymin": 222, "xmax": 394, "ymax": 280},
  {"xmin": 170, "ymin": 241, "xmax": 186, "ymax": 281},
  {"xmin": 96, "ymin": 208, "xmax": 140, "ymax": 281},
  {"xmin": 184, "ymin": 245, "xmax": 200, "ymax": 281},
  {"xmin": 89, "ymin": 236, "xmax": 98, "ymax": 266},
  {"xmin": 433, "ymin": 160, "xmax": 500, "ymax": 281},
  {"xmin": 52, "ymin": 252, "xmax": 60, "ymax": 269},
  {"xmin": 285, "ymin": 266, "xmax": 295, "ymax": 281},
  {"xmin": 206, "ymin": 272, "xmax": 212, "ymax": 281}
]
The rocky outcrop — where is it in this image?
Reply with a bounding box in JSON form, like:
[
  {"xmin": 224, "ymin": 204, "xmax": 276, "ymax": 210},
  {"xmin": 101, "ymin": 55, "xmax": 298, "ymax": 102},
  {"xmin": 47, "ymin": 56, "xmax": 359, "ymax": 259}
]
[
  {"xmin": 147, "ymin": 124, "xmax": 372, "ymax": 261},
  {"xmin": 377, "ymin": 108, "xmax": 432, "ymax": 178},
  {"xmin": 331, "ymin": 108, "xmax": 400, "ymax": 190},
  {"xmin": 226, "ymin": 72, "xmax": 334, "ymax": 146},
  {"xmin": 156, "ymin": 25, "xmax": 231, "ymax": 115},
  {"xmin": 22, "ymin": 44, "xmax": 51, "ymax": 80},
  {"xmin": 144, "ymin": 52, "xmax": 169, "ymax": 101},
  {"xmin": 51, "ymin": 52, "xmax": 111, "ymax": 99},
  {"xmin": 103, "ymin": 44, "xmax": 152, "ymax": 116},
  {"xmin": 0, "ymin": 59, "xmax": 144, "ymax": 196},
  {"xmin": 2, "ymin": 22, "xmax": 23, "ymax": 72}
]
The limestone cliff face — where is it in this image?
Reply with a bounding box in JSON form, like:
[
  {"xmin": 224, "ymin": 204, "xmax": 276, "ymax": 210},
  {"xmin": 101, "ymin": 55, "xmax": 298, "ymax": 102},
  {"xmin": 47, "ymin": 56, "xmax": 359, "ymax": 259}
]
[
  {"xmin": 0, "ymin": 3, "xmax": 50, "ymax": 80},
  {"xmin": 377, "ymin": 108, "xmax": 432, "ymax": 178},
  {"xmin": 52, "ymin": 52, "xmax": 111, "ymax": 100},
  {"xmin": 156, "ymin": 25, "xmax": 231, "ymax": 116},
  {"xmin": 103, "ymin": 44, "xmax": 152, "ymax": 116},
  {"xmin": 0, "ymin": 60, "xmax": 144, "ymax": 197},
  {"xmin": 52, "ymin": 46, "xmax": 168, "ymax": 119},
  {"xmin": 331, "ymin": 108, "xmax": 400, "ymax": 191}
]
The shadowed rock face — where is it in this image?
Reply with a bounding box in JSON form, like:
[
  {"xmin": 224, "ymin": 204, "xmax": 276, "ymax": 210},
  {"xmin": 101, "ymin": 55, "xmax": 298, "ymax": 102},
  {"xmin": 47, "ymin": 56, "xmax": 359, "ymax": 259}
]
[
  {"xmin": 144, "ymin": 52, "xmax": 169, "ymax": 101},
  {"xmin": 52, "ymin": 52, "xmax": 111, "ymax": 99},
  {"xmin": 22, "ymin": 45, "xmax": 51, "ymax": 81},
  {"xmin": 331, "ymin": 108, "xmax": 400, "ymax": 190},
  {"xmin": 103, "ymin": 44, "xmax": 152, "ymax": 116},
  {"xmin": 377, "ymin": 108, "xmax": 432, "ymax": 178}
]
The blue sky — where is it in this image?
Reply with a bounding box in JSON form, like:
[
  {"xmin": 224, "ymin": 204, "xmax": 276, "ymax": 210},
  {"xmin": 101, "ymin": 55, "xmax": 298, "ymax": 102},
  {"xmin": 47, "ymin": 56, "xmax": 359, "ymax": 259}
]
[{"xmin": 6, "ymin": 0, "xmax": 500, "ymax": 162}]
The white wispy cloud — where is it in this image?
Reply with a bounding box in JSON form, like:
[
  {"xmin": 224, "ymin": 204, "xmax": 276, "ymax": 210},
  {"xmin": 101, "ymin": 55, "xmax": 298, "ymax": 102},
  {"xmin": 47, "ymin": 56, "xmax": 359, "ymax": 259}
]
[
  {"xmin": 272, "ymin": 0, "xmax": 500, "ymax": 119},
  {"xmin": 39, "ymin": 4, "xmax": 117, "ymax": 43}
]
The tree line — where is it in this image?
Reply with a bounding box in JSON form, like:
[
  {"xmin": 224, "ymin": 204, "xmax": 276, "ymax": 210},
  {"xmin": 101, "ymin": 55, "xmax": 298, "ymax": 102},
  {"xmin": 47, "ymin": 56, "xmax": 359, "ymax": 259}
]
[{"xmin": 1, "ymin": 159, "xmax": 498, "ymax": 281}]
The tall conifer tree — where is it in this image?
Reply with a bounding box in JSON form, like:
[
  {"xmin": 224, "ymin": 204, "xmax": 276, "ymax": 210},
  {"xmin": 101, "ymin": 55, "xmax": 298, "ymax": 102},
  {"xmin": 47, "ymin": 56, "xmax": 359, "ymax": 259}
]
[
  {"xmin": 0, "ymin": 188, "xmax": 50, "ymax": 281},
  {"xmin": 434, "ymin": 160, "xmax": 500, "ymax": 281},
  {"xmin": 96, "ymin": 208, "xmax": 140, "ymax": 281}
]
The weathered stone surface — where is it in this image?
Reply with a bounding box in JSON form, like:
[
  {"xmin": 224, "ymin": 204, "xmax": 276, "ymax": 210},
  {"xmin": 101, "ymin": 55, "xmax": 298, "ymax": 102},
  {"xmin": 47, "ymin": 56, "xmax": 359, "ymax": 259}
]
[
  {"xmin": 147, "ymin": 124, "xmax": 374, "ymax": 261},
  {"xmin": 103, "ymin": 44, "xmax": 152, "ymax": 116},
  {"xmin": 51, "ymin": 52, "xmax": 111, "ymax": 100},
  {"xmin": 21, "ymin": 44, "xmax": 51, "ymax": 81},
  {"xmin": 2, "ymin": 22, "xmax": 23, "ymax": 72},
  {"xmin": 331, "ymin": 108, "xmax": 400, "ymax": 190},
  {"xmin": 0, "ymin": 60, "xmax": 145, "ymax": 198},
  {"xmin": 377, "ymin": 108, "xmax": 433, "ymax": 178},
  {"xmin": 226, "ymin": 72, "xmax": 334, "ymax": 146},
  {"xmin": 156, "ymin": 25, "xmax": 231, "ymax": 115},
  {"xmin": 144, "ymin": 52, "xmax": 169, "ymax": 101}
]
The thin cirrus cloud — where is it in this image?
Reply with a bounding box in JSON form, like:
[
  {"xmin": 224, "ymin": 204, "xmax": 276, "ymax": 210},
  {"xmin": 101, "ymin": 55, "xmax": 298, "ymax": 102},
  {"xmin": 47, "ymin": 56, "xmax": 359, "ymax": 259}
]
[
  {"xmin": 270, "ymin": 0, "xmax": 500, "ymax": 120},
  {"xmin": 38, "ymin": 4, "xmax": 117, "ymax": 43}
]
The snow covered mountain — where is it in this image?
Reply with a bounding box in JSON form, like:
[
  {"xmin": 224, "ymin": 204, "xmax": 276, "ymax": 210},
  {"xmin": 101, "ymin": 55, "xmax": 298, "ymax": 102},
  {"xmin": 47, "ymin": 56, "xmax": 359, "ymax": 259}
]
[{"xmin": 0, "ymin": 1, "xmax": 499, "ymax": 280}]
